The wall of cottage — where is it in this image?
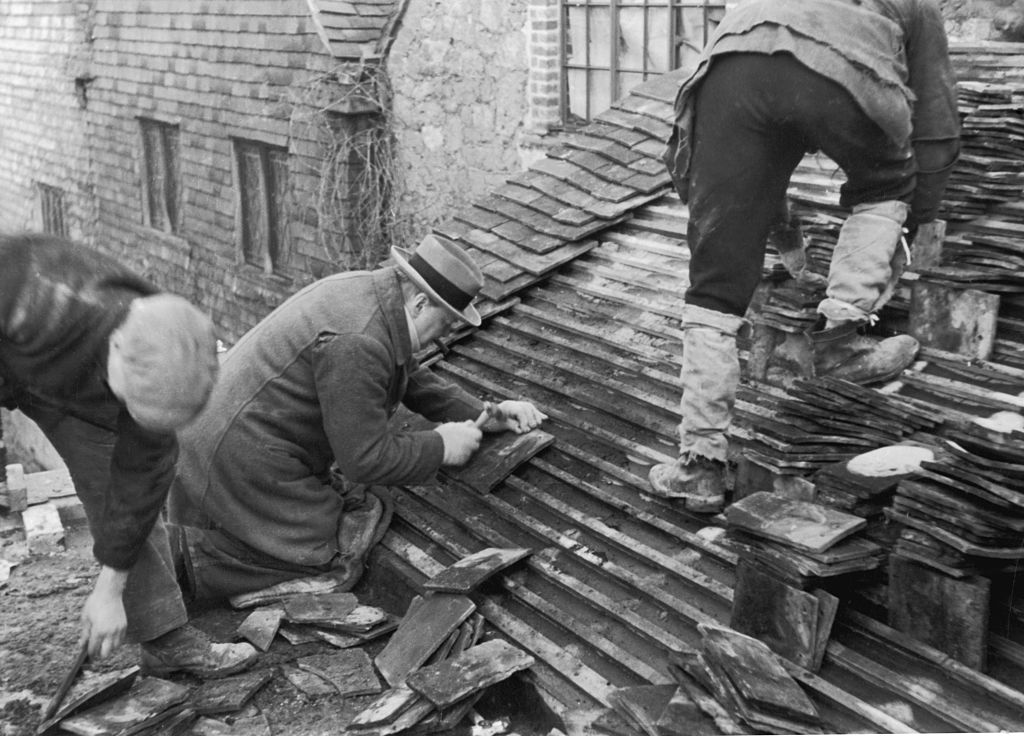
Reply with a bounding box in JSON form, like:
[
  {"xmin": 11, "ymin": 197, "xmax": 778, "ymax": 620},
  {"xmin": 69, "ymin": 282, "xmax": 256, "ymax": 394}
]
[{"xmin": 0, "ymin": 0, "xmax": 95, "ymax": 240}]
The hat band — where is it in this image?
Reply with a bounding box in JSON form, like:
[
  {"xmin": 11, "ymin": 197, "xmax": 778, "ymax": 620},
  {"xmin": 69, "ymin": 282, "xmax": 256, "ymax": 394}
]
[{"xmin": 409, "ymin": 252, "xmax": 474, "ymax": 311}]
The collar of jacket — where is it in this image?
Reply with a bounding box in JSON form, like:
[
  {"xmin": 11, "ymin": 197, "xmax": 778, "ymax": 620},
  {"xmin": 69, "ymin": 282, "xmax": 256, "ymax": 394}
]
[{"xmin": 372, "ymin": 267, "xmax": 415, "ymax": 367}]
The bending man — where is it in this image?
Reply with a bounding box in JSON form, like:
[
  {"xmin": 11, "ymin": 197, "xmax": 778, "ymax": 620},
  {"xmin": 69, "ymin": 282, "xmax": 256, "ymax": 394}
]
[
  {"xmin": 651, "ymin": 0, "xmax": 960, "ymax": 511},
  {"xmin": 0, "ymin": 233, "xmax": 257, "ymax": 677}
]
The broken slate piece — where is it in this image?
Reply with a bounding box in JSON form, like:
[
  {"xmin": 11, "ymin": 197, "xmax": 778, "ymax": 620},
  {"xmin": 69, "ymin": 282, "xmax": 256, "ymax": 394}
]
[
  {"xmin": 423, "ymin": 547, "xmax": 532, "ymax": 594},
  {"xmin": 137, "ymin": 706, "xmax": 197, "ymax": 735},
  {"xmin": 347, "ymin": 686, "xmax": 422, "ymax": 729},
  {"xmin": 698, "ymin": 623, "xmax": 819, "ymax": 725},
  {"xmin": 375, "ymin": 594, "xmax": 477, "ymax": 686},
  {"xmin": 726, "ymin": 492, "xmax": 866, "ymax": 553},
  {"xmin": 607, "ymin": 684, "xmax": 678, "ymax": 736},
  {"xmin": 36, "ymin": 667, "xmax": 139, "ymax": 736},
  {"xmin": 277, "ymin": 624, "xmax": 321, "ymax": 645},
  {"xmin": 58, "ymin": 676, "xmax": 191, "ymax": 736},
  {"xmin": 235, "ymin": 606, "xmax": 283, "ymax": 652},
  {"xmin": 730, "ymin": 560, "xmax": 820, "ymax": 670},
  {"xmin": 297, "ymin": 649, "xmax": 382, "ymax": 697},
  {"xmin": 281, "ymin": 665, "xmax": 336, "ymax": 696},
  {"xmin": 23, "ymin": 502, "xmax": 64, "ymax": 555},
  {"xmin": 440, "ymin": 429, "xmax": 554, "ymax": 493},
  {"xmin": 228, "ymin": 573, "xmax": 349, "ymax": 609},
  {"xmin": 190, "ymin": 704, "xmax": 272, "ymax": 736},
  {"xmin": 313, "ymin": 613, "xmax": 400, "ymax": 648},
  {"xmin": 190, "ymin": 669, "xmax": 272, "ymax": 716},
  {"xmin": 405, "ymin": 639, "xmax": 535, "ymax": 708},
  {"xmin": 282, "ymin": 592, "xmax": 358, "ymax": 624}
]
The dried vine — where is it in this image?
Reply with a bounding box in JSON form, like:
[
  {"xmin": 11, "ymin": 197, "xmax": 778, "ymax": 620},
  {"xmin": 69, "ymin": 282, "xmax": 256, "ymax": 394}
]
[{"xmin": 288, "ymin": 63, "xmax": 412, "ymax": 272}]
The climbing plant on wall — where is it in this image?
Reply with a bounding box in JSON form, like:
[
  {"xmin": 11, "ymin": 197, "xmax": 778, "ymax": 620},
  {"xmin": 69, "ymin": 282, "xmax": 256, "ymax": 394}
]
[{"xmin": 289, "ymin": 60, "xmax": 413, "ymax": 273}]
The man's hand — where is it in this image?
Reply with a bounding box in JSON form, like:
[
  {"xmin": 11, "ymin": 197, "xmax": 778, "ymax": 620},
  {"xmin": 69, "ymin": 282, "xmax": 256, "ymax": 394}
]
[
  {"xmin": 80, "ymin": 566, "xmax": 129, "ymax": 659},
  {"xmin": 485, "ymin": 400, "xmax": 548, "ymax": 434},
  {"xmin": 435, "ymin": 421, "xmax": 482, "ymax": 466}
]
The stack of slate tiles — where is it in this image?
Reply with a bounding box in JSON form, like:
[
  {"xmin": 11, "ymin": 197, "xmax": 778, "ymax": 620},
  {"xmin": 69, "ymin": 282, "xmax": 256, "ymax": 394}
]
[
  {"xmin": 733, "ymin": 377, "xmax": 943, "ymax": 477},
  {"xmin": 943, "ymin": 81, "xmax": 1024, "ymax": 221},
  {"xmin": 725, "ymin": 491, "xmax": 885, "ymax": 588},
  {"xmin": 887, "ymin": 426, "xmax": 1024, "ymax": 577}
]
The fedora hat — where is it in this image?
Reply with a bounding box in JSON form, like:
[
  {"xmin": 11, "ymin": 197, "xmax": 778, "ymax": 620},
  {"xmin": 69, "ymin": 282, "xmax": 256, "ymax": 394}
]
[{"xmin": 391, "ymin": 234, "xmax": 483, "ymax": 327}]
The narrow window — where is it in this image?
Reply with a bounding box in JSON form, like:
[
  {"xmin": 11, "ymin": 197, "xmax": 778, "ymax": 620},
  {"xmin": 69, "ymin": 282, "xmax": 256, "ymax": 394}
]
[
  {"xmin": 138, "ymin": 118, "xmax": 181, "ymax": 233},
  {"xmin": 560, "ymin": 0, "xmax": 725, "ymax": 125},
  {"xmin": 234, "ymin": 139, "xmax": 289, "ymax": 274},
  {"xmin": 38, "ymin": 183, "xmax": 67, "ymax": 237}
]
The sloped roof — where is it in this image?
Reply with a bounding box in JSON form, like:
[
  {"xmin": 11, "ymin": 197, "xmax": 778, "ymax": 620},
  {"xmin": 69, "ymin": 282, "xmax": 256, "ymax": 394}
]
[
  {"xmin": 367, "ymin": 43, "xmax": 1024, "ymax": 732},
  {"xmin": 306, "ymin": 0, "xmax": 404, "ymax": 59},
  {"xmin": 433, "ymin": 70, "xmax": 686, "ymax": 303}
]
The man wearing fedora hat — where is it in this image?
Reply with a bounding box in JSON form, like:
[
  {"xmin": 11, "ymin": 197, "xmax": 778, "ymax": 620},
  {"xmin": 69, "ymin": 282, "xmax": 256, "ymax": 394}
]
[{"xmin": 165, "ymin": 234, "xmax": 546, "ymax": 600}]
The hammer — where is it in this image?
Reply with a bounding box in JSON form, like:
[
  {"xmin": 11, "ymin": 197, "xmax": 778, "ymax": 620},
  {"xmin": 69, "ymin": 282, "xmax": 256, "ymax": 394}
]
[{"xmin": 473, "ymin": 402, "xmax": 507, "ymax": 428}]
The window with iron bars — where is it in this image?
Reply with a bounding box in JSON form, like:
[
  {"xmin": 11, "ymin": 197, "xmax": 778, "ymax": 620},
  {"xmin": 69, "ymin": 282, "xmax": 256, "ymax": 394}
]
[
  {"xmin": 37, "ymin": 183, "xmax": 67, "ymax": 237},
  {"xmin": 138, "ymin": 118, "xmax": 182, "ymax": 234},
  {"xmin": 560, "ymin": 0, "xmax": 726, "ymax": 125},
  {"xmin": 233, "ymin": 138, "xmax": 290, "ymax": 275}
]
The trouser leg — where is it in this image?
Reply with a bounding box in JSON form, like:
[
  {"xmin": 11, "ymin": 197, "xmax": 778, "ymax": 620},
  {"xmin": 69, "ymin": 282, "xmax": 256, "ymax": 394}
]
[
  {"xmin": 17, "ymin": 403, "xmax": 187, "ymax": 641},
  {"xmin": 173, "ymin": 524, "xmax": 333, "ymax": 602}
]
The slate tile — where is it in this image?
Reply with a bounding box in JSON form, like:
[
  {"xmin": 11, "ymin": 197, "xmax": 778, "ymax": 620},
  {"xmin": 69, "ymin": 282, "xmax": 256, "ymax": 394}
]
[
  {"xmin": 235, "ymin": 606, "xmax": 283, "ymax": 652},
  {"xmin": 374, "ymin": 594, "xmax": 477, "ymax": 686},
  {"xmin": 282, "ymin": 592, "xmax": 359, "ymax": 625},
  {"xmin": 190, "ymin": 670, "xmax": 272, "ymax": 716},
  {"xmin": 441, "ymin": 430, "xmax": 555, "ymax": 494},
  {"xmin": 281, "ymin": 665, "xmax": 335, "ymax": 696},
  {"xmin": 297, "ymin": 649, "xmax": 382, "ymax": 697},
  {"xmin": 405, "ymin": 639, "xmax": 535, "ymax": 708},
  {"xmin": 423, "ymin": 547, "xmax": 533, "ymax": 593},
  {"xmin": 455, "ymin": 204, "xmax": 508, "ymax": 231},
  {"xmin": 348, "ymin": 686, "xmax": 421, "ymax": 730},
  {"xmin": 59, "ymin": 677, "xmax": 191, "ymax": 736},
  {"xmin": 726, "ymin": 492, "xmax": 867, "ymax": 553}
]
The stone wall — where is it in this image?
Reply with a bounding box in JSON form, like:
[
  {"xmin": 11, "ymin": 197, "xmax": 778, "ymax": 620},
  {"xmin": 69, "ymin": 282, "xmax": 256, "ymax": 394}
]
[
  {"xmin": 0, "ymin": 0, "xmax": 94, "ymax": 240},
  {"xmin": 387, "ymin": 0, "xmax": 537, "ymax": 238}
]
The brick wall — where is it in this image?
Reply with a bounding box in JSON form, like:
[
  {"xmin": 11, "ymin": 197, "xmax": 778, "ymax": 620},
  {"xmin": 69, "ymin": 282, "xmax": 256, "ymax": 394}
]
[
  {"xmin": 85, "ymin": 1, "xmax": 382, "ymax": 343},
  {"xmin": 0, "ymin": 0, "xmax": 94, "ymax": 240}
]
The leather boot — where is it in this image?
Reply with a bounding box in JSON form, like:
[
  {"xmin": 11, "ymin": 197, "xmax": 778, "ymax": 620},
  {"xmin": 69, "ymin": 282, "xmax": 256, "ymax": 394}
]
[
  {"xmin": 141, "ymin": 624, "xmax": 259, "ymax": 678},
  {"xmin": 648, "ymin": 457, "xmax": 726, "ymax": 513},
  {"xmin": 647, "ymin": 304, "xmax": 743, "ymax": 512},
  {"xmin": 811, "ymin": 322, "xmax": 919, "ymax": 385}
]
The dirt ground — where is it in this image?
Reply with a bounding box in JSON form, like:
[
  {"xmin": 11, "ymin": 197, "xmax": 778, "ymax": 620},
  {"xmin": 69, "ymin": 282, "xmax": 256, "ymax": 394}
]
[{"xmin": 0, "ymin": 518, "xmax": 552, "ymax": 736}]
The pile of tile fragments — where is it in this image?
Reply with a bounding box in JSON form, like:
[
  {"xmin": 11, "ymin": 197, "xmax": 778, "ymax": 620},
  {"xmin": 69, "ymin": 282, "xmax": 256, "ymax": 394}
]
[{"xmin": 34, "ymin": 547, "xmax": 536, "ymax": 736}]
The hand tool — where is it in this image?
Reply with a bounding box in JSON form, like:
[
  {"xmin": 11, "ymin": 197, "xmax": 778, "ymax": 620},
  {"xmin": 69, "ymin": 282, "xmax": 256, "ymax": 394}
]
[
  {"xmin": 473, "ymin": 401, "xmax": 508, "ymax": 428},
  {"xmin": 40, "ymin": 638, "xmax": 89, "ymax": 723}
]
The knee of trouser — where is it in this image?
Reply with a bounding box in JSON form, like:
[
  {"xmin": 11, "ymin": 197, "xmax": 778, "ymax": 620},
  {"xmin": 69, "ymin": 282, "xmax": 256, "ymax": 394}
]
[{"xmin": 851, "ymin": 200, "xmax": 909, "ymax": 225}]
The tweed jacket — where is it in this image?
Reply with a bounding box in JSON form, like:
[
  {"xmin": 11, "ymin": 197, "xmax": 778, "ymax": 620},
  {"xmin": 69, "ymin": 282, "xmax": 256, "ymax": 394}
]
[
  {"xmin": 0, "ymin": 234, "xmax": 176, "ymax": 570},
  {"xmin": 170, "ymin": 267, "xmax": 484, "ymax": 567}
]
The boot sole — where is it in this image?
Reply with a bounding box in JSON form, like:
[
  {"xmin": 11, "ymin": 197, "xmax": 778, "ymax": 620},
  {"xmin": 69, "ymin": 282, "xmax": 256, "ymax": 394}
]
[{"xmin": 141, "ymin": 651, "xmax": 259, "ymax": 679}]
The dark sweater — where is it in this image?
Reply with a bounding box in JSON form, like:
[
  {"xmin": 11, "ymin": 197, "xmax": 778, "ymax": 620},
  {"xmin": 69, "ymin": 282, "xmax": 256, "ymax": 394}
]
[{"xmin": 0, "ymin": 234, "xmax": 177, "ymax": 570}]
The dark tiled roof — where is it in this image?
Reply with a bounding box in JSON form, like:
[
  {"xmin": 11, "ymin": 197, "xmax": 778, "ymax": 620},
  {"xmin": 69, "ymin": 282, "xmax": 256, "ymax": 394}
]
[
  {"xmin": 306, "ymin": 0, "xmax": 402, "ymax": 59},
  {"xmin": 372, "ymin": 43, "xmax": 1024, "ymax": 732},
  {"xmin": 434, "ymin": 69, "xmax": 689, "ymax": 303}
]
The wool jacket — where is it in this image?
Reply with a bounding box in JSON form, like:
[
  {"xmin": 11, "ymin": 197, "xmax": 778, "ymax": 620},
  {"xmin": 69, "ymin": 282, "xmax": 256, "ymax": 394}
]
[
  {"xmin": 171, "ymin": 267, "xmax": 484, "ymax": 567},
  {"xmin": 666, "ymin": 0, "xmax": 960, "ymax": 221},
  {"xmin": 0, "ymin": 234, "xmax": 177, "ymax": 570}
]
